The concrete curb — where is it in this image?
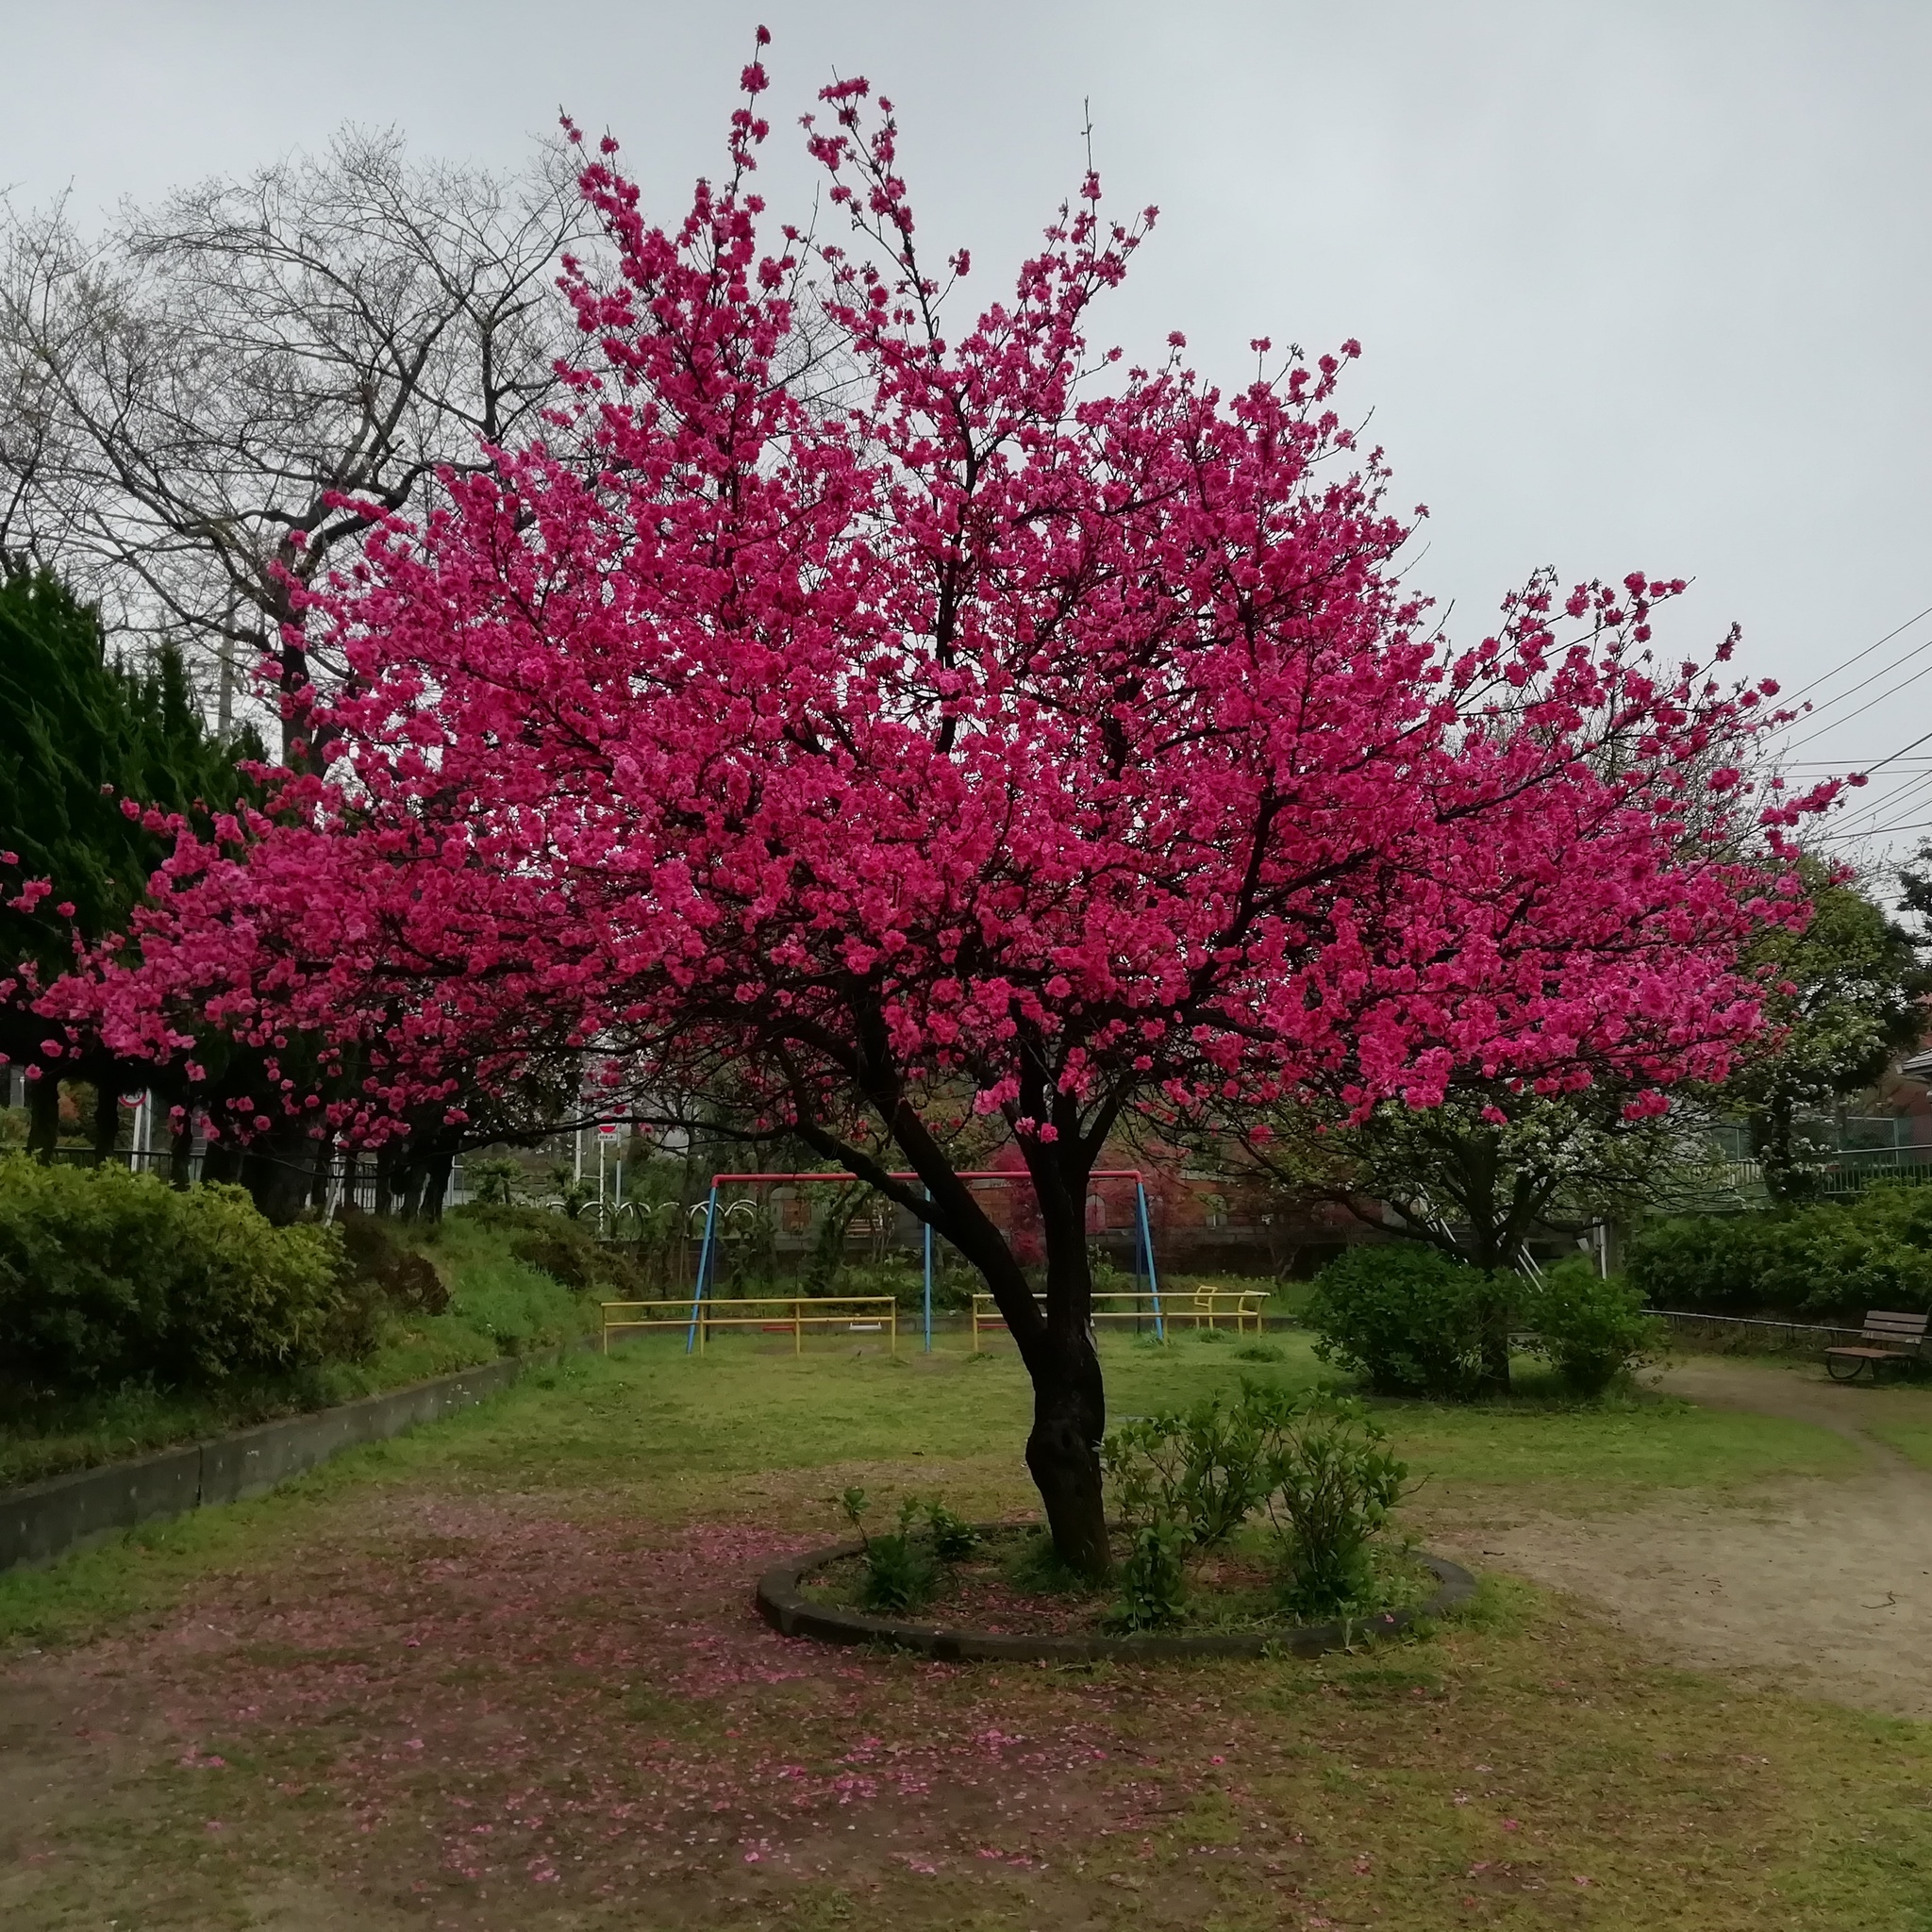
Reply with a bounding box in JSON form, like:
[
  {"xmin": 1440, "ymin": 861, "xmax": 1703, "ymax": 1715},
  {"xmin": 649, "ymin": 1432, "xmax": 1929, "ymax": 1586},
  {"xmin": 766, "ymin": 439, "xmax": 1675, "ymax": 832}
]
[
  {"xmin": 0, "ymin": 1348, "xmax": 567, "ymax": 1575},
  {"xmin": 756, "ymin": 1535, "xmax": 1477, "ymax": 1662}
]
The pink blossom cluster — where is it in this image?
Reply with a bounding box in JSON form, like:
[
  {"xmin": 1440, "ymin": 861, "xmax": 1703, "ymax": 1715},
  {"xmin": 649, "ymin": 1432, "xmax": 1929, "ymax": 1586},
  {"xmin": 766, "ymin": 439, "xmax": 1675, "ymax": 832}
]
[{"xmin": 44, "ymin": 51, "xmax": 1831, "ymax": 1181}]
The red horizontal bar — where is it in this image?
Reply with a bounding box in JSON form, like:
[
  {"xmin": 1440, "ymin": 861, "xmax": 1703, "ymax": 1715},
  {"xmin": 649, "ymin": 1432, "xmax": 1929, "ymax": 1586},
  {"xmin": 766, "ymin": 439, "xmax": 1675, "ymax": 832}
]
[{"xmin": 707, "ymin": 1169, "xmax": 1144, "ymax": 1185}]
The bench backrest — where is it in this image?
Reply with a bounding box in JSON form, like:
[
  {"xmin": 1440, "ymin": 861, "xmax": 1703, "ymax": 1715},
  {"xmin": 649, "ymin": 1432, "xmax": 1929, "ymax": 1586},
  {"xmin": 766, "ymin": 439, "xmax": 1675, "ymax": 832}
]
[{"xmin": 1859, "ymin": 1309, "xmax": 1930, "ymax": 1348}]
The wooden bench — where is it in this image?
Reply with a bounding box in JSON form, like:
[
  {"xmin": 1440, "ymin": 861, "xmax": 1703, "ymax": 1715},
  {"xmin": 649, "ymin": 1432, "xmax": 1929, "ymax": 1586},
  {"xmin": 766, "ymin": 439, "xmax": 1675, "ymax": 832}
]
[{"xmin": 1824, "ymin": 1309, "xmax": 1929, "ymax": 1382}]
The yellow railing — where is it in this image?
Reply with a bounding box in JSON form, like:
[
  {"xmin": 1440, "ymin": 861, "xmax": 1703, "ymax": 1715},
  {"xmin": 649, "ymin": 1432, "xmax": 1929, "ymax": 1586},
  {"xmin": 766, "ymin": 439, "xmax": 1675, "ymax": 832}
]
[
  {"xmin": 600, "ymin": 1295, "xmax": 898, "ymax": 1356},
  {"xmin": 970, "ymin": 1291, "xmax": 1167, "ymax": 1350},
  {"xmin": 970, "ymin": 1286, "xmax": 1267, "ymax": 1349},
  {"xmin": 1185, "ymin": 1284, "xmax": 1269, "ymax": 1333}
]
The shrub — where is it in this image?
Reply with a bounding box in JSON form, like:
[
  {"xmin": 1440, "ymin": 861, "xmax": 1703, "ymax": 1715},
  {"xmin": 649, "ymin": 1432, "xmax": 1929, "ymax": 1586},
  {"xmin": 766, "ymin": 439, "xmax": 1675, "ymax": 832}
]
[
  {"xmin": 459, "ymin": 1201, "xmax": 648, "ymax": 1300},
  {"xmin": 1524, "ymin": 1258, "xmax": 1659, "ymax": 1395},
  {"xmin": 0, "ymin": 1157, "xmax": 357, "ymax": 1389},
  {"xmin": 1304, "ymin": 1244, "xmax": 1491, "ymax": 1397},
  {"xmin": 1103, "ymin": 1381, "xmax": 1413, "ymax": 1624},
  {"xmin": 466, "ymin": 1155, "xmax": 523, "ymax": 1206},
  {"xmin": 336, "ymin": 1213, "xmax": 450, "ymax": 1315},
  {"xmin": 1261, "ymin": 1395, "xmax": 1409, "ymax": 1618},
  {"xmin": 1627, "ymin": 1191, "xmax": 1932, "ymax": 1321},
  {"xmin": 840, "ymin": 1488, "xmax": 939, "ymax": 1614},
  {"xmin": 508, "ymin": 1228, "xmax": 596, "ymax": 1291},
  {"xmin": 1624, "ymin": 1213, "xmax": 1769, "ymax": 1313},
  {"xmin": 1108, "ymin": 1521, "xmax": 1190, "ymax": 1631},
  {"xmin": 1102, "ymin": 1392, "xmax": 1274, "ymax": 1549}
]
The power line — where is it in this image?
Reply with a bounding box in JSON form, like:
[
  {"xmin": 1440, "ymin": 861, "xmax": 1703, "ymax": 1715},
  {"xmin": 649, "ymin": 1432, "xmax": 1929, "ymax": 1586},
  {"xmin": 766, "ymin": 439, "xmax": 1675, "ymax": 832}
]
[
  {"xmin": 1816, "ymin": 817, "xmax": 1932, "ymax": 842},
  {"xmin": 1858, "ymin": 724, "xmax": 1932, "ymax": 779},
  {"xmin": 1832, "ymin": 767, "xmax": 1932, "ymax": 833},
  {"xmin": 1779, "ymin": 600, "xmax": 1932, "ymax": 708},
  {"xmin": 1781, "ymin": 653, "xmax": 1932, "ymax": 752},
  {"xmin": 1776, "ymin": 625, "xmax": 1932, "ymax": 739},
  {"xmin": 1814, "ymin": 772, "xmax": 1932, "ymax": 841}
]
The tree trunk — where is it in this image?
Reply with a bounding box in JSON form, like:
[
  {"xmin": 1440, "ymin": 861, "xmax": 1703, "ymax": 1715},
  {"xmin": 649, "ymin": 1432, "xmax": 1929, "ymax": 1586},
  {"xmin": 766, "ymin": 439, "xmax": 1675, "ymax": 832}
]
[
  {"xmin": 240, "ymin": 1126, "xmax": 313, "ymax": 1224},
  {"xmin": 91, "ymin": 1080, "xmax": 121, "ymax": 1167},
  {"xmin": 201, "ymin": 1137, "xmax": 242, "ymax": 1184},
  {"xmin": 169, "ymin": 1117, "xmax": 196, "ymax": 1188},
  {"xmin": 1023, "ymin": 1325, "xmax": 1110, "ymax": 1579},
  {"xmin": 1462, "ymin": 1180, "xmax": 1514, "ymax": 1399},
  {"xmin": 420, "ymin": 1149, "xmax": 454, "ymax": 1223},
  {"xmin": 859, "ymin": 1098, "xmax": 1114, "ymax": 1579},
  {"xmin": 25, "ymin": 1074, "xmax": 58, "ymax": 1160},
  {"xmin": 391, "ymin": 1162, "xmax": 423, "ymax": 1221},
  {"xmin": 1475, "ymin": 1295, "xmax": 1513, "ymax": 1398},
  {"xmin": 1018, "ymin": 1175, "xmax": 1110, "ymax": 1579},
  {"xmin": 307, "ymin": 1133, "xmax": 334, "ymax": 1212}
]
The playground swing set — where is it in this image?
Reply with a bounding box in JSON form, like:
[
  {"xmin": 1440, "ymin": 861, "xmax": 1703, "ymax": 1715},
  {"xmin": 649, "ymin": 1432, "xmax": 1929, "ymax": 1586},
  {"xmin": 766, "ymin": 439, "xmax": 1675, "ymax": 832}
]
[{"xmin": 598, "ymin": 1169, "xmax": 1268, "ymax": 1356}]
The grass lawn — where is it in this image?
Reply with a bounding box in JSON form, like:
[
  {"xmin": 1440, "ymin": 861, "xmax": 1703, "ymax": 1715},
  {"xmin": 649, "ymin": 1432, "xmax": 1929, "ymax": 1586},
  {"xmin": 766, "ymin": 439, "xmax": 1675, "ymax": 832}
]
[{"xmin": 1, "ymin": 1331, "xmax": 1924, "ymax": 1930}]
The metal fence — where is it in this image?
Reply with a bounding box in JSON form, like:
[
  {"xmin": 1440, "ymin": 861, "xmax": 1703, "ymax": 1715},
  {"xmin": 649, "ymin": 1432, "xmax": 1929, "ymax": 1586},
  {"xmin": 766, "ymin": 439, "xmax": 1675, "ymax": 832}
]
[
  {"xmin": 1647, "ymin": 1307, "xmax": 1872, "ymax": 1356},
  {"xmin": 39, "ymin": 1144, "xmax": 469, "ymax": 1214},
  {"xmin": 1707, "ymin": 1144, "xmax": 1932, "ymax": 1207}
]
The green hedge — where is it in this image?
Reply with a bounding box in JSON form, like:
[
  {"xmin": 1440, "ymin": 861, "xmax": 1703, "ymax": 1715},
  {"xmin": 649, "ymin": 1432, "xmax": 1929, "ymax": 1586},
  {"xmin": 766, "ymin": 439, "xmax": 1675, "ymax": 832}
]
[
  {"xmin": 0, "ymin": 1157, "xmax": 367, "ymax": 1389},
  {"xmin": 1627, "ymin": 1188, "xmax": 1932, "ymax": 1321},
  {"xmin": 1306, "ymin": 1243, "xmax": 1657, "ymax": 1399}
]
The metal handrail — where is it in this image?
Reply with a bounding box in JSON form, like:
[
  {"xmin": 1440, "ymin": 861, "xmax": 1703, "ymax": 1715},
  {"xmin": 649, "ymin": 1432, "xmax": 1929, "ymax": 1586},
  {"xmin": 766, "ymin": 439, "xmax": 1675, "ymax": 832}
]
[
  {"xmin": 601, "ymin": 1294, "xmax": 898, "ymax": 1357},
  {"xmin": 968, "ymin": 1287, "xmax": 1266, "ymax": 1350}
]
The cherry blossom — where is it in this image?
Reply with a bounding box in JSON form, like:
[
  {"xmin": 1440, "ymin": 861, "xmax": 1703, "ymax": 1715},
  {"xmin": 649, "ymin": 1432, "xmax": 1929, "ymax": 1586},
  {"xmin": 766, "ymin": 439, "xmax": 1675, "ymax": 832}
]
[{"xmin": 47, "ymin": 45, "xmax": 1835, "ymax": 1570}]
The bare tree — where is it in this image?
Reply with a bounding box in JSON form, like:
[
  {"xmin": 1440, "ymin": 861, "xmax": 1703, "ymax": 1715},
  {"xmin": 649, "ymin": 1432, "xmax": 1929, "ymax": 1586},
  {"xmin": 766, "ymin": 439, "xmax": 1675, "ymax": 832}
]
[{"xmin": 0, "ymin": 127, "xmax": 594, "ymax": 758}]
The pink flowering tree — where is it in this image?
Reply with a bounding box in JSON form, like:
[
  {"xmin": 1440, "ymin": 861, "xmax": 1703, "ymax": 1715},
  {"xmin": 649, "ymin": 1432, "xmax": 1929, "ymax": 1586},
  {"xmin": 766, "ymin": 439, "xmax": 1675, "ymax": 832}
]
[{"xmin": 65, "ymin": 51, "xmax": 1834, "ymax": 1574}]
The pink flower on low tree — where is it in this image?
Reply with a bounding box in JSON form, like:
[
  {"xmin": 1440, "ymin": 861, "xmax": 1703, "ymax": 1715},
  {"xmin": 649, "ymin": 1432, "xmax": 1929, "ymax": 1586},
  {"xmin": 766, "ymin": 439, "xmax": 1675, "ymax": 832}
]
[{"xmin": 64, "ymin": 45, "xmax": 1835, "ymax": 1574}]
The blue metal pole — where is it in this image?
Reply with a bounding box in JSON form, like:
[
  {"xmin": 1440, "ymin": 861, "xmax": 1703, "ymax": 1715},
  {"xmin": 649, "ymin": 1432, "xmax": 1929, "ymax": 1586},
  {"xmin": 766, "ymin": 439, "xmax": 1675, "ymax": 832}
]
[
  {"xmin": 923, "ymin": 1201, "xmax": 933, "ymax": 1355},
  {"xmin": 686, "ymin": 1183, "xmax": 720, "ymax": 1354},
  {"xmin": 1136, "ymin": 1180, "xmax": 1163, "ymax": 1341}
]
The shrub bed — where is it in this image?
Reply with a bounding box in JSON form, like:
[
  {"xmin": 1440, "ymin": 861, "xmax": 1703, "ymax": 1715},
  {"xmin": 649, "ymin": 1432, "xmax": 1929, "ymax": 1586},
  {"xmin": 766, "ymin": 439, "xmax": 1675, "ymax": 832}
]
[
  {"xmin": 800, "ymin": 1523, "xmax": 1441, "ymax": 1640},
  {"xmin": 0, "ymin": 1156, "xmax": 360, "ymax": 1388},
  {"xmin": 1627, "ymin": 1188, "xmax": 1932, "ymax": 1322},
  {"xmin": 1303, "ymin": 1244, "xmax": 1491, "ymax": 1396},
  {"xmin": 1304, "ymin": 1243, "xmax": 1657, "ymax": 1398},
  {"xmin": 0, "ymin": 1181, "xmax": 602, "ymax": 1488}
]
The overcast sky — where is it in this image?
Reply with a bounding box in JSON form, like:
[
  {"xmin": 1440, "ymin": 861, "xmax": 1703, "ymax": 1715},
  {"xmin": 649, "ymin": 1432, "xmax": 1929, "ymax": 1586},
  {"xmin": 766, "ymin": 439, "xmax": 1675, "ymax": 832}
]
[{"xmin": 9, "ymin": 2, "xmax": 1932, "ymax": 852}]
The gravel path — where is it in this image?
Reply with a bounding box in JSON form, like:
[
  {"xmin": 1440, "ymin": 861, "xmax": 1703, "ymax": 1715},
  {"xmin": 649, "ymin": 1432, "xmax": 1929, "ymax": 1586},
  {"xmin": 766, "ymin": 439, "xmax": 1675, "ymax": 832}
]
[{"xmin": 1433, "ymin": 1357, "xmax": 1932, "ymax": 1717}]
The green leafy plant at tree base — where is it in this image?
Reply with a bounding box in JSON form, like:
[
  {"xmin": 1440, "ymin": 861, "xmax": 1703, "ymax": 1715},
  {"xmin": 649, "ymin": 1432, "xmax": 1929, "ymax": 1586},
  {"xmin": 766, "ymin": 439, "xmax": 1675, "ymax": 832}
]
[
  {"xmin": 1101, "ymin": 1391, "xmax": 1276, "ymax": 1551},
  {"xmin": 839, "ymin": 1487, "xmax": 948, "ymax": 1614},
  {"xmin": 922, "ymin": 1499, "xmax": 982, "ymax": 1561},
  {"xmin": 1103, "ymin": 1380, "xmax": 1413, "ymax": 1628},
  {"xmin": 1262, "ymin": 1394, "xmax": 1409, "ymax": 1619},
  {"xmin": 1108, "ymin": 1520, "xmax": 1190, "ymax": 1631}
]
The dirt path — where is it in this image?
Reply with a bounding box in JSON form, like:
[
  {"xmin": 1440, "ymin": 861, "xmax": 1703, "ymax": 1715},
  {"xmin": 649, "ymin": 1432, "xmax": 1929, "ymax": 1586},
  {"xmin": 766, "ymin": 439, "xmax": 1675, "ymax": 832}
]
[{"xmin": 1427, "ymin": 1358, "xmax": 1932, "ymax": 1718}]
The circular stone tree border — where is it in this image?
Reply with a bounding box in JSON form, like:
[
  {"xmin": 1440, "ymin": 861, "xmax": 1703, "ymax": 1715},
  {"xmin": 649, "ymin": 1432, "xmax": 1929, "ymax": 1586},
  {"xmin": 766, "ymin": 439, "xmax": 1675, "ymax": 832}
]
[{"xmin": 756, "ymin": 1536, "xmax": 1478, "ymax": 1663}]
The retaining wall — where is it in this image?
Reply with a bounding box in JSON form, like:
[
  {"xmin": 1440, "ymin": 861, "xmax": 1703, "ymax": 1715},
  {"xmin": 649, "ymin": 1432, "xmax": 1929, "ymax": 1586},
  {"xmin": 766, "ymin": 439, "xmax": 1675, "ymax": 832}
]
[{"xmin": 0, "ymin": 1350, "xmax": 553, "ymax": 1576}]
